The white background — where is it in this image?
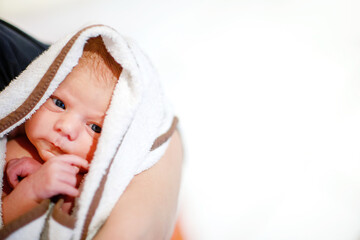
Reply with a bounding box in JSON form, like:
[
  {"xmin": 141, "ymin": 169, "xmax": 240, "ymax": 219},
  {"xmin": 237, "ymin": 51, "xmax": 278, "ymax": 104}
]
[{"xmin": 2, "ymin": 1, "xmax": 360, "ymax": 239}]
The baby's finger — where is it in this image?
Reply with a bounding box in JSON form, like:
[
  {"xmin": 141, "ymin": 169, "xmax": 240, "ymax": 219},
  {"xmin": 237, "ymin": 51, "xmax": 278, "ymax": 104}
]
[
  {"xmin": 53, "ymin": 155, "xmax": 89, "ymax": 169},
  {"xmin": 7, "ymin": 173, "xmax": 19, "ymax": 188},
  {"xmin": 58, "ymin": 171, "xmax": 78, "ymax": 187},
  {"xmin": 73, "ymin": 166, "xmax": 80, "ymax": 174},
  {"xmin": 53, "ymin": 183, "xmax": 79, "ymax": 197},
  {"xmin": 53, "ymin": 162, "xmax": 82, "ymax": 176}
]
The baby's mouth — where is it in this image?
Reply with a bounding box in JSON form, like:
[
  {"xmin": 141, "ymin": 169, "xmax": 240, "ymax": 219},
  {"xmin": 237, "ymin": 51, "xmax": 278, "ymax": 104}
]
[{"xmin": 48, "ymin": 142, "xmax": 65, "ymax": 156}]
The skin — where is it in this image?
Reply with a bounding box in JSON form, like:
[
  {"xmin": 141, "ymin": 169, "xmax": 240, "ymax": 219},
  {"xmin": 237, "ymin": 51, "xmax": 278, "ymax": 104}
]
[
  {"xmin": 2, "ymin": 62, "xmax": 113, "ymax": 223},
  {"xmin": 6, "ymin": 156, "xmax": 42, "ymax": 189},
  {"xmin": 3, "ymin": 56, "xmax": 183, "ymax": 238},
  {"xmin": 93, "ymin": 130, "xmax": 183, "ymax": 240},
  {"xmin": 24, "ymin": 63, "xmax": 113, "ymax": 162}
]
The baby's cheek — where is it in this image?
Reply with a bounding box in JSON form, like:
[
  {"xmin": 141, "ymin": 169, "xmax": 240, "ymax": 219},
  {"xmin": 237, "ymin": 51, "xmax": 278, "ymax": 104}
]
[
  {"xmin": 26, "ymin": 106, "xmax": 49, "ymax": 132},
  {"xmin": 73, "ymin": 136, "xmax": 97, "ymax": 162}
]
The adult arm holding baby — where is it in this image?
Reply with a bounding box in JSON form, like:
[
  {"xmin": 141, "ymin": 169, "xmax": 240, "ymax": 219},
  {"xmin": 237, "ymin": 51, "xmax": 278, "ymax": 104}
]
[{"xmin": 94, "ymin": 130, "xmax": 183, "ymax": 240}]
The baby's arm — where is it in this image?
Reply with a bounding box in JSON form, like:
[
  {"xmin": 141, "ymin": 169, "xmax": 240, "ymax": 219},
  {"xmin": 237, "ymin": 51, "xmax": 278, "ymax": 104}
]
[
  {"xmin": 2, "ymin": 155, "xmax": 89, "ymax": 224},
  {"xmin": 2, "ymin": 135, "xmax": 42, "ymax": 200}
]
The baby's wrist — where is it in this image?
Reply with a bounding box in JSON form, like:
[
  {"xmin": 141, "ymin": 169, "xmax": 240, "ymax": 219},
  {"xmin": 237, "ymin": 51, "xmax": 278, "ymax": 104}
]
[
  {"xmin": 17, "ymin": 177, "xmax": 43, "ymax": 203},
  {"xmin": 2, "ymin": 178, "xmax": 41, "ymax": 224}
]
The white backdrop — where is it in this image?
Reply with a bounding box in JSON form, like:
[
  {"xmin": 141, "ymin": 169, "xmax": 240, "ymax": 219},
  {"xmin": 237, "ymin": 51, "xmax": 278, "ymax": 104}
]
[{"xmin": 2, "ymin": 1, "xmax": 360, "ymax": 239}]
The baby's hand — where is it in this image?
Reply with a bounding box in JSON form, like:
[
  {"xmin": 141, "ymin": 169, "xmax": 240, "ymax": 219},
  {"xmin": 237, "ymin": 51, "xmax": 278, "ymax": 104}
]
[
  {"xmin": 22, "ymin": 154, "xmax": 89, "ymax": 202},
  {"xmin": 6, "ymin": 157, "xmax": 42, "ymax": 189}
]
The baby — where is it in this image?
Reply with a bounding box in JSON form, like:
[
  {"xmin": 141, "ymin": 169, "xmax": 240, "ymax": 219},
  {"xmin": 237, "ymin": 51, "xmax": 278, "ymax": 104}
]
[{"xmin": 2, "ymin": 36, "xmax": 122, "ymax": 224}]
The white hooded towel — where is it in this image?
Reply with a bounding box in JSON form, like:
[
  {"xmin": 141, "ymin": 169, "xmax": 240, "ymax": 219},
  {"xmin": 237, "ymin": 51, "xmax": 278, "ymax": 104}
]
[{"xmin": 0, "ymin": 25, "xmax": 177, "ymax": 240}]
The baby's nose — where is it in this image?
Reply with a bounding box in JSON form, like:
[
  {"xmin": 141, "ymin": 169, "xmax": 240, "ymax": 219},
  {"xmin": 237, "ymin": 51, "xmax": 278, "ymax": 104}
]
[{"xmin": 54, "ymin": 113, "xmax": 81, "ymax": 141}]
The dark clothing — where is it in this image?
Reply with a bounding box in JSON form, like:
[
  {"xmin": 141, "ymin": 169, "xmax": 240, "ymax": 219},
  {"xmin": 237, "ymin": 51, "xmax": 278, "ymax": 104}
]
[{"xmin": 0, "ymin": 19, "xmax": 49, "ymax": 91}]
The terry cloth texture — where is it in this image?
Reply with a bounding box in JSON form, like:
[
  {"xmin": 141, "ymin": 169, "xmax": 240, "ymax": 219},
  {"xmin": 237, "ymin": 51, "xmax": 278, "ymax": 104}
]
[{"xmin": 0, "ymin": 24, "xmax": 177, "ymax": 239}]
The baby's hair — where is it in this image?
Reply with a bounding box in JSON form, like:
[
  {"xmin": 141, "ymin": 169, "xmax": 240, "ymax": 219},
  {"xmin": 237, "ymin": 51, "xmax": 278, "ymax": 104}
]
[{"xmin": 78, "ymin": 36, "xmax": 122, "ymax": 88}]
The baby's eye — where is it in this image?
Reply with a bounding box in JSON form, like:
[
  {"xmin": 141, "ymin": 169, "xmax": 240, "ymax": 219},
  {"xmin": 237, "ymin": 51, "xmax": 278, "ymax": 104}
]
[
  {"xmin": 89, "ymin": 124, "xmax": 102, "ymax": 133},
  {"xmin": 52, "ymin": 98, "xmax": 65, "ymax": 109}
]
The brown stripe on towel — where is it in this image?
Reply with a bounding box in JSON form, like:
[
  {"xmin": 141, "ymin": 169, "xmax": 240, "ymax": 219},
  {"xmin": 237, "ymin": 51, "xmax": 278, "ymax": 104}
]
[
  {"xmin": 151, "ymin": 117, "xmax": 178, "ymax": 151},
  {"xmin": 80, "ymin": 117, "xmax": 178, "ymax": 239},
  {"xmin": 0, "ymin": 24, "xmax": 104, "ymax": 134},
  {"xmin": 80, "ymin": 128, "xmax": 126, "ymax": 240},
  {"xmin": 0, "ymin": 199, "xmax": 50, "ymax": 239}
]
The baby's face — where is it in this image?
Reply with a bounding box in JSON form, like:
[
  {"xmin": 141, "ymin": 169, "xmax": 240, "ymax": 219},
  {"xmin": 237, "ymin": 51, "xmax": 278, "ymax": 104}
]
[{"xmin": 25, "ymin": 64, "xmax": 114, "ymax": 162}]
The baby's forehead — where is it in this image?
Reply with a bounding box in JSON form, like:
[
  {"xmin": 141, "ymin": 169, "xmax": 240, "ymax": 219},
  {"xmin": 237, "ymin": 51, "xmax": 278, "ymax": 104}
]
[
  {"xmin": 80, "ymin": 36, "xmax": 121, "ymax": 84},
  {"xmin": 54, "ymin": 37, "xmax": 120, "ymax": 107},
  {"xmin": 54, "ymin": 64, "xmax": 114, "ymax": 117},
  {"xmin": 76, "ymin": 50, "xmax": 119, "ymax": 89}
]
